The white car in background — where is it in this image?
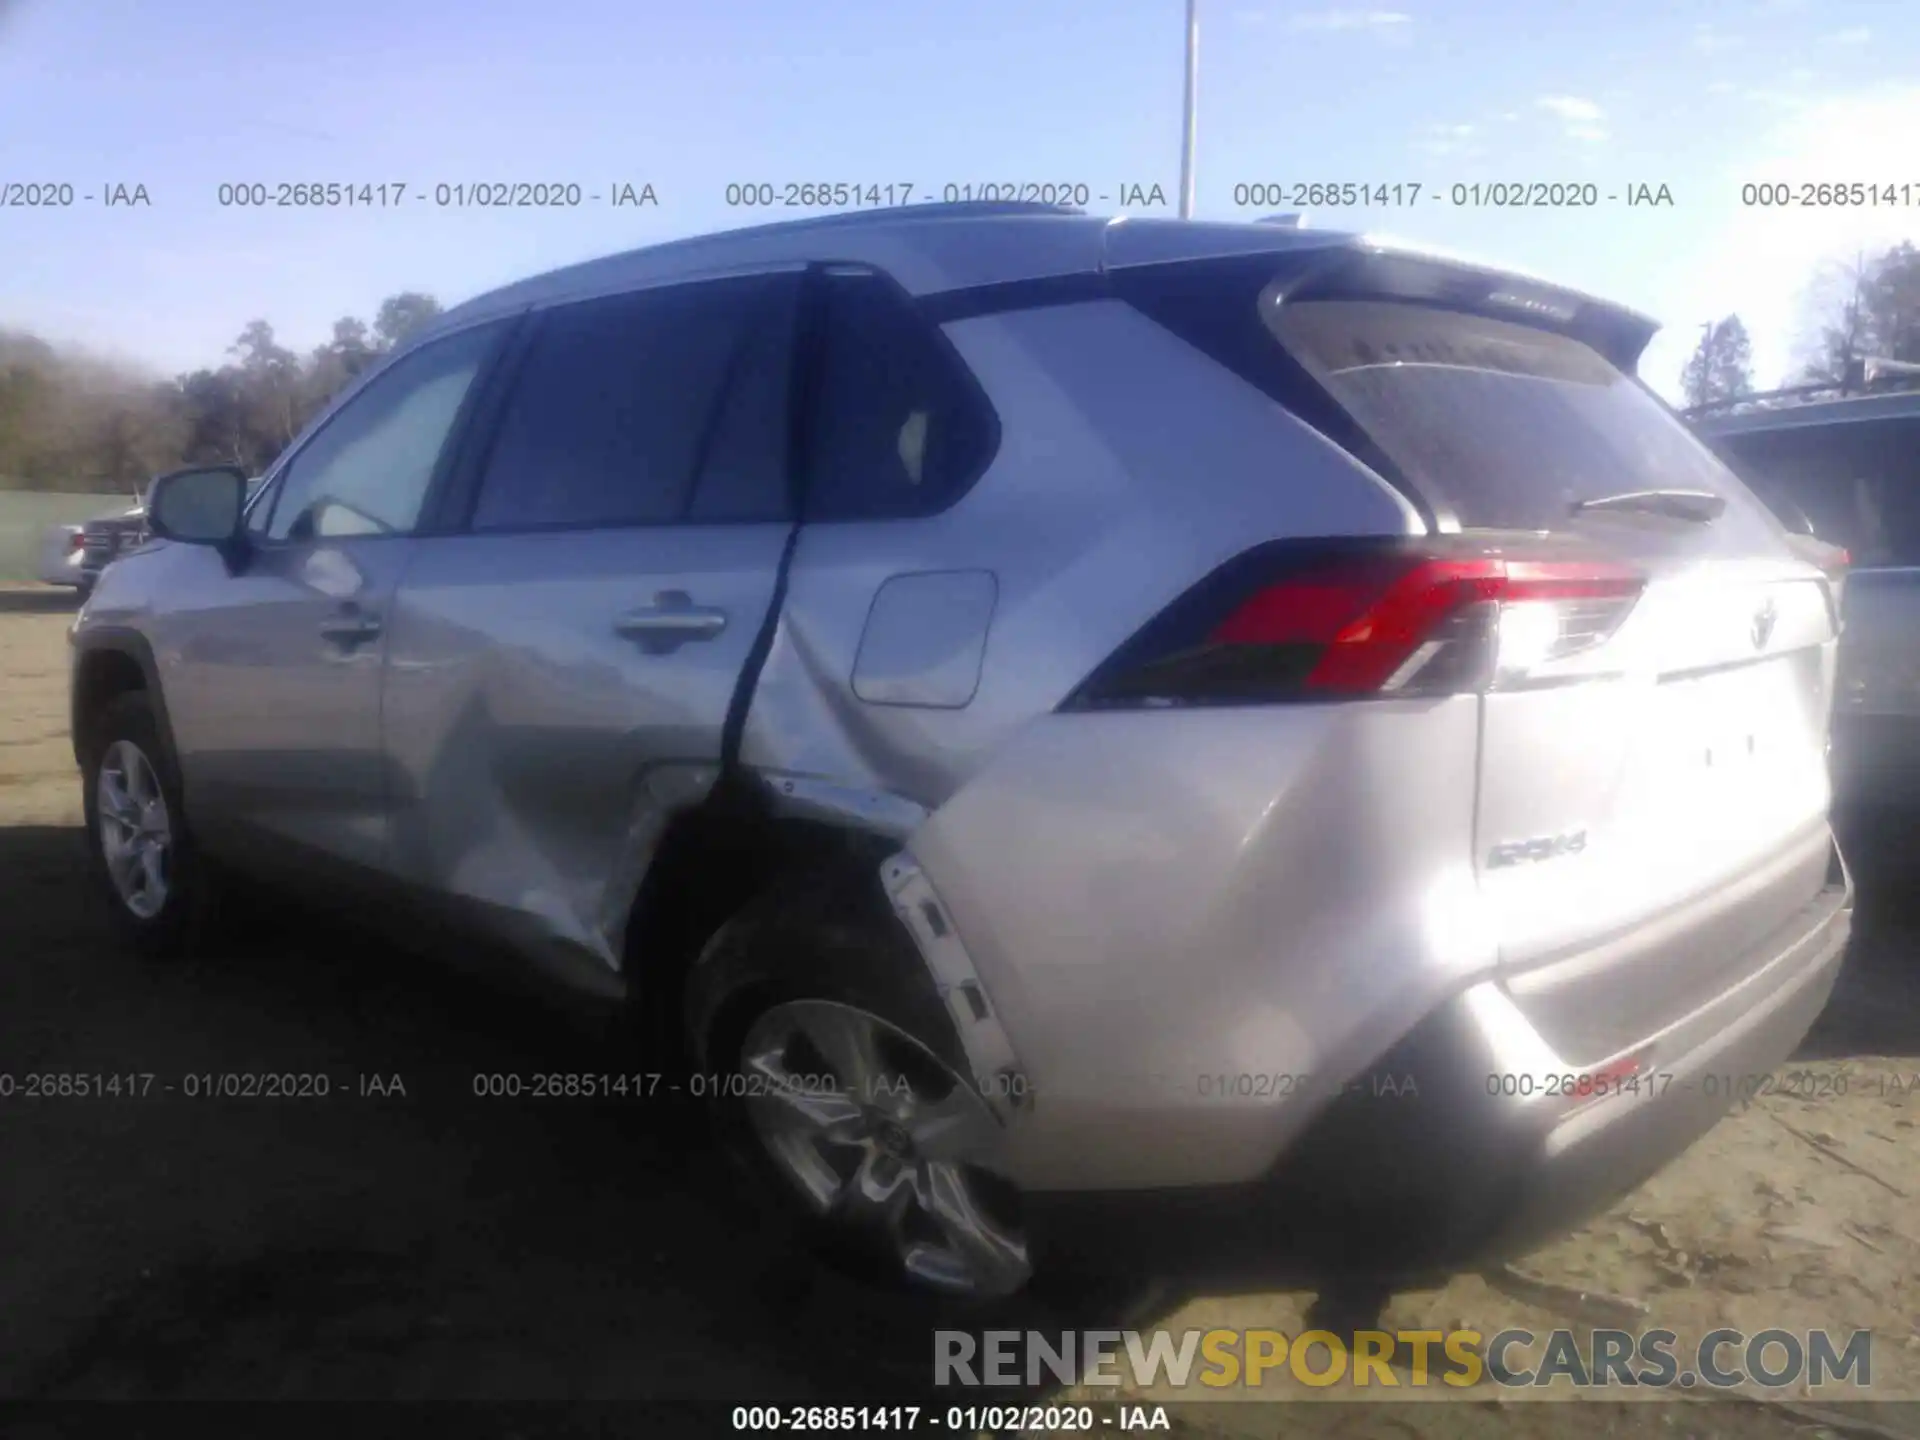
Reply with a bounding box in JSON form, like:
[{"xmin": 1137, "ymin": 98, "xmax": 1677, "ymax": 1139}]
[
  {"xmin": 37, "ymin": 521, "xmax": 88, "ymax": 589},
  {"xmin": 36, "ymin": 492, "xmax": 148, "ymax": 597},
  {"xmin": 32, "ymin": 478, "xmax": 259, "ymax": 599},
  {"xmin": 76, "ymin": 501, "xmax": 151, "ymax": 598}
]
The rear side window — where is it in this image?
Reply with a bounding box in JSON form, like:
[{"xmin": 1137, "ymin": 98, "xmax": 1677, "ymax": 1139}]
[
  {"xmin": 1717, "ymin": 415, "xmax": 1920, "ymax": 567},
  {"xmin": 801, "ymin": 271, "xmax": 996, "ymax": 521},
  {"xmin": 1271, "ymin": 299, "xmax": 1765, "ymax": 534},
  {"xmin": 471, "ymin": 273, "xmax": 797, "ymax": 530}
]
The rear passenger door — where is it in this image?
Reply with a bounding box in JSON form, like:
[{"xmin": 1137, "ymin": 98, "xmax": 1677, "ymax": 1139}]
[
  {"xmin": 735, "ymin": 266, "xmax": 1009, "ymax": 795},
  {"xmin": 379, "ymin": 269, "xmax": 802, "ymax": 974}
]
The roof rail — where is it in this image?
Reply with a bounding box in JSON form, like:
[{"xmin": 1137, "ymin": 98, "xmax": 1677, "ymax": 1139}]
[
  {"xmin": 1681, "ymin": 372, "xmax": 1920, "ymax": 421},
  {"xmin": 1867, "ymin": 356, "xmax": 1920, "ymax": 384}
]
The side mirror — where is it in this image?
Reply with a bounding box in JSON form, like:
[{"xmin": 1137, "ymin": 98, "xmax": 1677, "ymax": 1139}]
[{"xmin": 146, "ymin": 466, "xmax": 250, "ymax": 555}]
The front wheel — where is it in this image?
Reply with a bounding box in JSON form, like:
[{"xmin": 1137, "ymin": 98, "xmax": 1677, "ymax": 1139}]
[
  {"xmin": 81, "ymin": 692, "xmax": 216, "ymax": 957},
  {"xmin": 688, "ymin": 873, "xmax": 1034, "ymax": 1302}
]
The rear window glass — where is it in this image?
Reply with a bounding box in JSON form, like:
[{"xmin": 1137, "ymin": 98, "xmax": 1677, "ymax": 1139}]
[{"xmin": 1270, "ymin": 299, "xmax": 1767, "ymax": 533}]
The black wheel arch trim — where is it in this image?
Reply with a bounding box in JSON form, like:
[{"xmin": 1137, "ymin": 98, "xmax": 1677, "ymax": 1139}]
[{"xmin": 70, "ymin": 626, "xmax": 177, "ymax": 773}]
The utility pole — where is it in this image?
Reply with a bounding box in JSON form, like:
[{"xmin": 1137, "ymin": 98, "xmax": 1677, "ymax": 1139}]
[{"xmin": 1179, "ymin": 0, "xmax": 1199, "ymax": 219}]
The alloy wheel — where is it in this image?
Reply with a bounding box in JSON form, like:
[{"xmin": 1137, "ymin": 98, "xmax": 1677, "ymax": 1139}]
[
  {"xmin": 739, "ymin": 998, "xmax": 1032, "ymax": 1299},
  {"xmin": 96, "ymin": 739, "xmax": 172, "ymax": 920}
]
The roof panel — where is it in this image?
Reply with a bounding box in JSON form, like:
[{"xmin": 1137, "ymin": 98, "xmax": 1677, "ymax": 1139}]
[{"xmin": 422, "ymin": 208, "xmax": 1115, "ymax": 337}]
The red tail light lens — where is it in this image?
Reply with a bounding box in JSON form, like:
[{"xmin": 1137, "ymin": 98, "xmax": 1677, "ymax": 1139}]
[
  {"xmin": 68, "ymin": 531, "xmax": 86, "ymax": 554},
  {"xmin": 1064, "ymin": 539, "xmax": 1646, "ymax": 709}
]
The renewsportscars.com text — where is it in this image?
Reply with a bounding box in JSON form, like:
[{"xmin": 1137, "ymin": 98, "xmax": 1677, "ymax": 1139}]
[{"xmin": 934, "ymin": 1327, "xmax": 1873, "ymax": 1390}]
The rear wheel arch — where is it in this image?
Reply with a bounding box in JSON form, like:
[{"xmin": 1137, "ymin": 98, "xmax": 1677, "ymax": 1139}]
[
  {"xmin": 619, "ymin": 772, "xmax": 916, "ymax": 1066},
  {"xmin": 644, "ymin": 793, "xmax": 1034, "ymax": 1301}
]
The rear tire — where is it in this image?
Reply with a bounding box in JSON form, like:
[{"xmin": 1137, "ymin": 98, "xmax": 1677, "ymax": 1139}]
[
  {"xmin": 686, "ymin": 867, "xmax": 1036, "ymax": 1306},
  {"xmin": 81, "ymin": 691, "xmax": 218, "ymax": 959}
]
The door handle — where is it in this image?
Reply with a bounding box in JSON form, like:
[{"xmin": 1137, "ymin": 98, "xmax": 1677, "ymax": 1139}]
[
  {"xmin": 614, "ymin": 591, "xmax": 728, "ymax": 653},
  {"xmin": 318, "ymin": 609, "xmax": 383, "ymax": 647}
]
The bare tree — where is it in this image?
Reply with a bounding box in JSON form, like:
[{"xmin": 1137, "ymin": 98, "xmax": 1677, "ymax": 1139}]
[
  {"xmin": 0, "ymin": 290, "xmax": 443, "ymax": 491},
  {"xmin": 1864, "ymin": 241, "xmax": 1920, "ymax": 365},
  {"xmin": 1680, "ymin": 316, "xmax": 1754, "ymax": 408},
  {"xmin": 1791, "ymin": 245, "xmax": 1920, "ymax": 388}
]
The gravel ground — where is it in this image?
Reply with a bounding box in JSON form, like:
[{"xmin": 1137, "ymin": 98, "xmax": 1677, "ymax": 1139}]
[{"xmin": 2, "ymin": 584, "xmax": 1917, "ymax": 1439}]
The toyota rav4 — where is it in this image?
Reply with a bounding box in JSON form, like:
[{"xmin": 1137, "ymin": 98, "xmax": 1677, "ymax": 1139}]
[{"xmin": 70, "ymin": 204, "xmax": 1853, "ymax": 1302}]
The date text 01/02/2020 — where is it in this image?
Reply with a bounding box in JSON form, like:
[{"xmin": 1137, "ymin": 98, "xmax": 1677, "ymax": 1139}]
[
  {"xmin": 0, "ymin": 1072, "xmax": 407, "ymax": 1099},
  {"xmin": 729, "ymin": 1404, "xmax": 1173, "ymax": 1433},
  {"xmin": 1228, "ymin": 181, "xmax": 1676, "ymax": 209},
  {"xmin": 212, "ymin": 182, "xmax": 660, "ymax": 209},
  {"xmin": 1, "ymin": 181, "xmax": 150, "ymax": 206},
  {"xmin": 469, "ymin": 1071, "xmax": 844, "ymax": 1100},
  {"xmin": 1486, "ymin": 1068, "xmax": 1920, "ymax": 1102},
  {"xmin": 465, "ymin": 1070, "xmax": 1036, "ymax": 1103},
  {"xmin": 720, "ymin": 182, "xmax": 1170, "ymax": 209}
]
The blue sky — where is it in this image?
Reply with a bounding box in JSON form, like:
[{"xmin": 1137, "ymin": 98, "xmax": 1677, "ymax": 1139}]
[{"xmin": 2, "ymin": 0, "xmax": 1916, "ymax": 399}]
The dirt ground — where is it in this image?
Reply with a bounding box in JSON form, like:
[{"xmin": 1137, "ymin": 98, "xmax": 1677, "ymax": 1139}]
[{"xmin": 2, "ymin": 583, "xmax": 1918, "ymax": 1438}]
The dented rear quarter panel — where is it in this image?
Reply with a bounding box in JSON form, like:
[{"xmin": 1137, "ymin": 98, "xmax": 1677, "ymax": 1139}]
[{"xmin": 738, "ymin": 297, "xmax": 1422, "ymax": 809}]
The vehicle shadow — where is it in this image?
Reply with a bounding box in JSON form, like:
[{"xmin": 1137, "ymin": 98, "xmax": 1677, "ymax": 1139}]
[
  {"xmin": 4, "ymin": 809, "xmax": 1913, "ymax": 1404},
  {"xmin": 0, "ymin": 587, "xmax": 80, "ymax": 614},
  {"xmin": 0, "ymin": 823, "xmax": 1173, "ymax": 1406}
]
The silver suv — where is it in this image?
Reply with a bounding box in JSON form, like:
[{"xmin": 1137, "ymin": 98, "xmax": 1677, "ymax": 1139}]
[{"xmin": 71, "ymin": 204, "xmax": 1853, "ymax": 1302}]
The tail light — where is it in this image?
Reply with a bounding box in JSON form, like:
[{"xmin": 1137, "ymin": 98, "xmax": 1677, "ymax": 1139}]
[
  {"xmin": 1063, "ymin": 538, "xmax": 1646, "ymax": 709},
  {"xmin": 67, "ymin": 531, "xmax": 86, "ymax": 554}
]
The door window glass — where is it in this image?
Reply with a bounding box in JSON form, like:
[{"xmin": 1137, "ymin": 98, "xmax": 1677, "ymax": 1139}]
[
  {"xmin": 266, "ymin": 321, "xmax": 503, "ymax": 542},
  {"xmin": 471, "ymin": 275, "xmax": 797, "ymax": 530}
]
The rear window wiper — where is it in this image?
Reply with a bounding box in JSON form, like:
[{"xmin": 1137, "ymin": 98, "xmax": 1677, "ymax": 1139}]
[{"xmin": 1570, "ymin": 488, "xmax": 1726, "ymax": 522}]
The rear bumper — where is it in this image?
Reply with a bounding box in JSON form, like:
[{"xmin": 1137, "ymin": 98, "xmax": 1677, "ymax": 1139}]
[{"xmin": 1025, "ymin": 869, "xmax": 1851, "ymax": 1288}]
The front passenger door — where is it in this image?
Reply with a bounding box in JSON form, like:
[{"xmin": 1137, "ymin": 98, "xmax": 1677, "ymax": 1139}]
[{"xmin": 160, "ymin": 318, "xmax": 511, "ymax": 874}]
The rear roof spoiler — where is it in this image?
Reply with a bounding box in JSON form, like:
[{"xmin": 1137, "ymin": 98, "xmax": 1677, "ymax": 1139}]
[
  {"xmin": 1300, "ymin": 240, "xmax": 1660, "ymax": 371},
  {"xmin": 1100, "ymin": 221, "xmax": 1660, "ymax": 371}
]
